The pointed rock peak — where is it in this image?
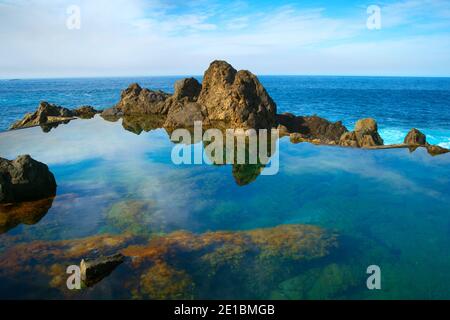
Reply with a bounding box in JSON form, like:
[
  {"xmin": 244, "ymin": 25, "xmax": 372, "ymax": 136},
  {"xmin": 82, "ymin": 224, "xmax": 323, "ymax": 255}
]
[
  {"xmin": 123, "ymin": 83, "xmax": 143, "ymax": 96},
  {"xmin": 203, "ymin": 60, "xmax": 237, "ymax": 85}
]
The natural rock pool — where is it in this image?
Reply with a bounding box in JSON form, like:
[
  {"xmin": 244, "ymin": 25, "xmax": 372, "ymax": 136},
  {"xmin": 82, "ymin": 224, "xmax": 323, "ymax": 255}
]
[{"xmin": 1, "ymin": 115, "xmax": 450, "ymax": 299}]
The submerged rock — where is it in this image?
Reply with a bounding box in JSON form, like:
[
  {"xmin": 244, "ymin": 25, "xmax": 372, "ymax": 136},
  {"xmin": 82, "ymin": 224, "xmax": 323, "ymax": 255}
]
[
  {"xmin": 0, "ymin": 155, "xmax": 57, "ymax": 204},
  {"xmin": 404, "ymin": 128, "xmax": 426, "ymax": 145},
  {"xmin": 0, "ymin": 224, "xmax": 337, "ymax": 299},
  {"xmin": 10, "ymin": 102, "xmax": 99, "ymax": 130},
  {"xmin": 80, "ymin": 253, "xmax": 125, "ymax": 287}
]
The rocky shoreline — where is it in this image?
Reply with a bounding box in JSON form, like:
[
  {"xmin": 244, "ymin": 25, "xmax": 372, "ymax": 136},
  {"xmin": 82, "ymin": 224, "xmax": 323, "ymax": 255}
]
[{"xmin": 9, "ymin": 60, "xmax": 449, "ymax": 156}]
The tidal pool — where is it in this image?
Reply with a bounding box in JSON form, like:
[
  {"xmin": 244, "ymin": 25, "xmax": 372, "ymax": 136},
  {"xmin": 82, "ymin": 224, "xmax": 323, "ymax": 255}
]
[{"xmin": 0, "ymin": 116, "xmax": 449, "ymax": 299}]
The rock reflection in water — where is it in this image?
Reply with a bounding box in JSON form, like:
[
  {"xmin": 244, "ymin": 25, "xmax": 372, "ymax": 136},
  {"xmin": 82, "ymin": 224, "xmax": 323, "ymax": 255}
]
[{"xmin": 0, "ymin": 197, "xmax": 55, "ymax": 234}]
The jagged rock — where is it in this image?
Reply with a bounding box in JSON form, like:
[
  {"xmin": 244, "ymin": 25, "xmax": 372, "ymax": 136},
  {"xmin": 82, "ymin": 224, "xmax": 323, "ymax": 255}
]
[
  {"xmin": 404, "ymin": 128, "xmax": 426, "ymax": 145},
  {"xmin": 339, "ymin": 132, "xmax": 359, "ymax": 147},
  {"xmin": 80, "ymin": 253, "xmax": 125, "ymax": 287},
  {"xmin": 10, "ymin": 102, "xmax": 74, "ymax": 130},
  {"xmin": 73, "ymin": 106, "xmax": 99, "ymax": 119},
  {"xmin": 173, "ymin": 78, "xmax": 202, "ymax": 101},
  {"xmin": 354, "ymin": 118, "xmax": 384, "ymax": 147},
  {"xmin": 10, "ymin": 102, "xmax": 99, "ymax": 130},
  {"xmin": 102, "ymin": 83, "xmax": 171, "ymax": 117},
  {"xmin": 426, "ymin": 145, "xmax": 450, "ymax": 156},
  {"xmin": 164, "ymin": 102, "xmax": 206, "ymax": 128},
  {"xmin": 198, "ymin": 60, "xmax": 277, "ymax": 129},
  {"xmin": 0, "ymin": 155, "xmax": 57, "ymax": 203},
  {"xmin": 277, "ymin": 113, "xmax": 348, "ymax": 144}
]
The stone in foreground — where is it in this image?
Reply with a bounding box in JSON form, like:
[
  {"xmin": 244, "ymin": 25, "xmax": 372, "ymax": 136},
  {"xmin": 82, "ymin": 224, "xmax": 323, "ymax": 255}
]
[
  {"xmin": 80, "ymin": 253, "xmax": 125, "ymax": 287},
  {"xmin": 0, "ymin": 155, "xmax": 57, "ymax": 204}
]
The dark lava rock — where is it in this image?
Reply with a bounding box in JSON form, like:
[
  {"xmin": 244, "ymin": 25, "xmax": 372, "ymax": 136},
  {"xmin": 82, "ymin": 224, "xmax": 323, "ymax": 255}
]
[
  {"xmin": 0, "ymin": 155, "xmax": 57, "ymax": 203},
  {"xmin": 404, "ymin": 128, "xmax": 426, "ymax": 145},
  {"xmin": 80, "ymin": 253, "xmax": 125, "ymax": 287},
  {"xmin": 277, "ymin": 113, "xmax": 348, "ymax": 144}
]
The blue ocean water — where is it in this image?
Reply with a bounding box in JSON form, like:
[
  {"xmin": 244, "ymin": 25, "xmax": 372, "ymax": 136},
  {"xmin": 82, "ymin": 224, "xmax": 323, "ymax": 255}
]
[{"xmin": 1, "ymin": 76, "xmax": 450, "ymax": 147}]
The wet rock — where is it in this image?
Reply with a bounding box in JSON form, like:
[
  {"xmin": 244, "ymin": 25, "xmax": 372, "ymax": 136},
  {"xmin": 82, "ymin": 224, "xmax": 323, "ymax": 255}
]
[
  {"xmin": 426, "ymin": 145, "xmax": 450, "ymax": 156},
  {"xmin": 404, "ymin": 128, "xmax": 426, "ymax": 145},
  {"xmin": 80, "ymin": 253, "xmax": 125, "ymax": 287},
  {"xmin": 339, "ymin": 131, "xmax": 358, "ymax": 147},
  {"xmin": 277, "ymin": 113, "xmax": 348, "ymax": 144},
  {"xmin": 289, "ymin": 132, "xmax": 307, "ymax": 144},
  {"xmin": 0, "ymin": 155, "xmax": 57, "ymax": 204},
  {"xmin": 354, "ymin": 118, "xmax": 384, "ymax": 147},
  {"xmin": 173, "ymin": 77, "xmax": 202, "ymax": 101},
  {"xmin": 10, "ymin": 102, "xmax": 99, "ymax": 130},
  {"xmin": 198, "ymin": 60, "xmax": 277, "ymax": 129},
  {"xmin": 10, "ymin": 102, "xmax": 75, "ymax": 130},
  {"xmin": 102, "ymin": 83, "xmax": 171, "ymax": 117},
  {"xmin": 73, "ymin": 106, "xmax": 100, "ymax": 119}
]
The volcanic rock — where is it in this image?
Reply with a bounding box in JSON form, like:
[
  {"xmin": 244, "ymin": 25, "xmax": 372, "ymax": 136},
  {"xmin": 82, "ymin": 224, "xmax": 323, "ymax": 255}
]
[{"xmin": 0, "ymin": 155, "xmax": 57, "ymax": 203}]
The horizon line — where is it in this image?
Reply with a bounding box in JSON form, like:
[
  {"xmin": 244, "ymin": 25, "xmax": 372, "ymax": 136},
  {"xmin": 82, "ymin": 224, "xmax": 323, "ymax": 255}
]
[{"xmin": 2, "ymin": 74, "xmax": 450, "ymax": 81}]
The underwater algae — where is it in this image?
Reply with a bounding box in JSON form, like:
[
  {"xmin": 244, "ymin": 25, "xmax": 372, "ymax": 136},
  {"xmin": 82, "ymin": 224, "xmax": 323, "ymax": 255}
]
[{"xmin": 0, "ymin": 224, "xmax": 337, "ymax": 299}]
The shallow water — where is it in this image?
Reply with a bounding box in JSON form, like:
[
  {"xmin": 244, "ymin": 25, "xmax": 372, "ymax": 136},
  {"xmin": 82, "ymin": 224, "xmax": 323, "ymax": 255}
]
[{"xmin": 0, "ymin": 116, "xmax": 450, "ymax": 299}]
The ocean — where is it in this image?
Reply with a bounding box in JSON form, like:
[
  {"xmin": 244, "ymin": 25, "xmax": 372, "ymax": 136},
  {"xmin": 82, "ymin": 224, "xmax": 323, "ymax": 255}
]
[
  {"xmin": 1, "ymin": 76, "xmax": 450, "ymax": 299},
  {"xmin": 1, "ymin": 76, "xmax": 450, "ymax": 147}
]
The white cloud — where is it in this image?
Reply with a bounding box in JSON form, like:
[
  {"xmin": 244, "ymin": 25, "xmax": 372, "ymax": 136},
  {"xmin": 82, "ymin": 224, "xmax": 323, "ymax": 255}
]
[{"xmin": 0, "ymin": 0, "xmax": 449, "ymax": 77}]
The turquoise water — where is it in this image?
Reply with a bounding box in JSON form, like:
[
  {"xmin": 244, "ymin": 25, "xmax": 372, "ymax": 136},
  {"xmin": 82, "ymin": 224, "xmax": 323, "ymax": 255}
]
[
  {"xmin": 1, "ymin": 76, "xmax": 450, "ymax": 147},
  {"xmin": 0, "ymin": 116, "xmax": 450, "ymax": 299}
]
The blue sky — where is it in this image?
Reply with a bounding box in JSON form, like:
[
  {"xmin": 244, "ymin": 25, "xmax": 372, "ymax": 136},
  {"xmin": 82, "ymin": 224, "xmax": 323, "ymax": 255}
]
[{"xmin": 0, "ymin": 0, "xmax": 450, "ymax": 78}]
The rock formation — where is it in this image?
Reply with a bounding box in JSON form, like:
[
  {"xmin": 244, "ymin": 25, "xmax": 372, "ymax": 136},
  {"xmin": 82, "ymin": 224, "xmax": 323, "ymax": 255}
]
[
  {"xmin": 80, "ymin": 253, "xmax": 125, "ymax": 287},
  {"xmin": 10, "ymin": 101, "xmax": 99, "ymax": 130},
  {"xmin": 0, "ymin": 155, "xmax": 57, "ymax": 203},
  {"xmin": 404, "ymin": 128, "xmax": 427, "ymax": 145},
  {"xmin": 102, "ymin": 83, "xmax": 171, "ymax": 117},
  {"xmin": 198, "ymin": 60, "xmax": 277, "ymax": 129},
  {"xmin": 339, "ymin": 118, "xmax": 384, "ymax": 148},
  {"xmin": 277, "ymin": 113, "xmax": 348, "ymax": 144},
  {"xmin": 102, "ymin": 60, "xmax": 276, "ymax": 130}
]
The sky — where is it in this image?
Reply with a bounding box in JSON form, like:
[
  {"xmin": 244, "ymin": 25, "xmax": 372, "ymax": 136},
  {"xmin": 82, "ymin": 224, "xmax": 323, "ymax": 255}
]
[{"xmin": 0, "ymin": 0, "xmax": 450, "ymax": 78}]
